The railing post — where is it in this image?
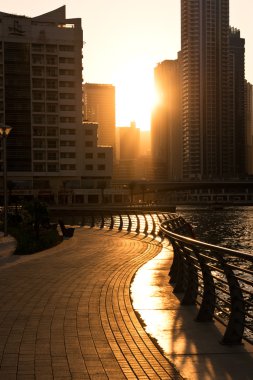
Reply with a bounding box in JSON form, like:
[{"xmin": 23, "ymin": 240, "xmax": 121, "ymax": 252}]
[
  {"xmin": 100, "ymin": 213, "xmax": 105, "ymax": 229},
  {"xmin": 170, "ymin": 239, "xmax": 186, "ymax": 293},
  {"xmin": 180, "ymin": 246, "xmax": 199, "ymax": 305},
  {"xmin": 150, "ymin": 213, "xmax": 156, "ymax": 236},
  {"xmin": 90, "ymin": 213, "xmax": 95, "ymax": 228},
  {"xmin": 127, "ymin": 214, "xmax": 132, "ymax": 232},
  {"xmin": 216, "ymin": 254, "xmax": 245, "ymax": 345},
  {"xmin": 194, "ymin": 249, "xmax": 216, "ymax": 322},
  {"xmin": 109, "ymin": 214, "xmax": 114, "ymax": 229},
  {"xmin": 135, "ymin": 213, "xmax": 140, "ymax": 234},
  {"xmin": 143, "ymin": 213, "xmax": 148, "ymax": 235},
  {"xmin": 118, "ymin": 213, "xmax": 123, "ymax": 231}
]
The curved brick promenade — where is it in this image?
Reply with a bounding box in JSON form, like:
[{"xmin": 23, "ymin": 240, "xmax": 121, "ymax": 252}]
[{"xmin": 0, "ymin": 228, "xmax": 182, "ymax": 380}]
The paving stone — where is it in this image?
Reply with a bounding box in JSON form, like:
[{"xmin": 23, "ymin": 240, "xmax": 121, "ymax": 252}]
[{"xmin": 0, "ymin": 228, "xmax": 182, "ymax": 379}]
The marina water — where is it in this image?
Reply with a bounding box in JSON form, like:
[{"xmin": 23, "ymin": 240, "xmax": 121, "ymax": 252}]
[{"xmin": 178, "ymin": 205, "xmax": 253, "ymax": 253}]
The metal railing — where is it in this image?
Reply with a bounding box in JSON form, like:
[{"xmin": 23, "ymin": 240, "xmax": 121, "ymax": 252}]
[
  {"xmin": 83, "ymin": 211, "xmax": 175, "ymax": 237},
  {"xmin": 160, "ymin": 215, "xmax": 253, "ymax": 345}
]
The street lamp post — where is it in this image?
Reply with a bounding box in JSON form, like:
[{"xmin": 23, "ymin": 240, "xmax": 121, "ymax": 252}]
[{"xmin": 0, "ymin": 124, "xmax": 12, "ymax": 236}]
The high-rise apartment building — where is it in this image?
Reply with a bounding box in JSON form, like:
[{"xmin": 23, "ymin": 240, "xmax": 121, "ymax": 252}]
[
  {"xmin": 245, "ymin": 82, "xmax": 253, "ymax": 175},
  {"xmin": 0, "ymin": 6, "xmax": 83, "ymax": 197},
  {"xmin": 181, "ymin": 0, "xmax": 245, "ymax": 180},
  {"xmin": 0, "ymin": 7, "xmax": 120, "ymax": 205},
  {"xmin": 229, "ymin": 28, "xmax": 246, "ymax": 177},
  {"xmin": 114, "ymin": 122, "xmax": 140, "ymax": 181},
  {"xmin": 83, "ymin": 83, "xmax": 116, "ymax": 153},
  {"xmin": 151, "ymin": 58, "xmax": 182, "ymax": 181}
]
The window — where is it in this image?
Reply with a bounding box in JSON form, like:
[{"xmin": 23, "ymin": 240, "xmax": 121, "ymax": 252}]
[
  {"xmin": 59, "ymin": 81, "xmax": 74, "ymax": 88},
  {"xmin": 85, "ymin": 141, "xmax": 93, "ymax": 147},
  {"xmin": 33, "ymin": 115, "xmax": 45, "ymax": 124},
  {"xmin": 59, "ymin": 57, "xmax": 75, "ymax": 64},
  {"xmin": 48, "ymin": 164, "xmax": 58, "ymax": 172},
  {"xmin": 47, "ymin": 152, "xmax": 57, "ymax": 160},
  {"xmin": 33, "ymin": 139, "xmax": 45, "ymax": 149},
  {"xmin": 47, "ymin": 104, "xmax": 57, "ymax": 113},
  {"xmin": 59, "ymin": 45, "xmax": 74, "ymax": 52},
  {"xmin": 47, "ymin": 115, "xmax": 57, "ymax": 125},
  {"xmin": 60, "ymin": 140, "xmax": 75, "ymax": 147},
  {"xmin": 98, "ymin": 164, "xmax": 105, "ymax": 171},
  {"xmin": 32, "ymin": 67, "xmax": 44, "ymax": 76},
  {"xmin": 33, "ymin": 127, "xmax": 45, "ymax": 136},
  {"xmin": 46, "ymin": 45, "xmax": 57, "ymax": 53},
  {"xmin": 85, "ymin": 153, "xmax": 93, "ymax": 159},
  {"xmin": 46, "ymin": 55, "xmax": 57, "ymax": 65},
  {"xmin": 47, "ymin": 128, "xmax": 57, "ymax": 136},
  {"xmin": 33, "ymin": 91, "xmax": 44, "ymax": 100},
  {"xmin": 46, "ymin": 91, "xmax": 58, "ymax": 101},
  {"xmin": 33, "ymin": 103, "xmax": 45, "ymax": 112},
  {"xmin": 32, "ymin": 55, "xmax": 44, "ymax": 64},
  {"xmin": 60, "ymin": 105, "xmax": 75, "ymax": 111},
  {"xmin": 32, "ymin": 44, "xmax": 44, "ymax": 52},
  {"xmin": 46, "ymin": 79, "xmax": 57, "ymax": 89},
  {"xmin": 59, "ymin": 69, "xmax": 75, "ymax": 76},
  {"xmin": 60, "ymin": 93, "xmax": 75, "ymax": 99},
  {"xmin": 33, "ymin": 78, "xmax": 45, "ymax": 88},
  {"xmin": 34, "ymin": 163, "xmax": 45, "ymax": 172},
  {"xmin": 60, "ymin": 164, "xmax": 75, "ymax": 170},
  {"xmin": 46, "ymin": 67, "xmax": 57, "ymax": 77},
  {"xmin": 97, "ymin": 152, "xmax": 105, "ymax": 159},
  {"xmin": 85, "ymin": 164, "xmax": 93, "ymax": 171},
  {"xmin": 47, "ymin": 140, "xmax": 57, "ymax": 149},
  {"xmin": 33, "ymin": 151, "xmax": 45, "ymax": 160},
  {"xmin": 85, "ymin": 129, "xmax": 93, "ymax": 136},
  {"xmin": 61, "ymin": 152, "xmax": 76, "ymax": 158},
  {"xmin": 60, "ymin": 117, "xmax": 75, "ymax": 123},
  {"xmin": 60, "ymin": 128, "xmax": 76, "ymax": 135}
]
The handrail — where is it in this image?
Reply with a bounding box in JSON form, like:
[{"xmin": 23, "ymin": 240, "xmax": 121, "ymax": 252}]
[{"xmin": 160, "ymin": 216, "xmax": 253, "ymax": 346}]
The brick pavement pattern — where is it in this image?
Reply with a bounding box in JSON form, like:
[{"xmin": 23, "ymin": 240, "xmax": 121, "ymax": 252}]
[{"xmin": 0, "ymin": 228, "xmax": 183, "ymax": 380}]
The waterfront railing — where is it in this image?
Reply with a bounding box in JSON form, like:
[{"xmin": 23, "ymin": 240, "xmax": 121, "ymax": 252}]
[{"xmin": 160, "ymin": 215, "xmax": 253, "ymax": 345}]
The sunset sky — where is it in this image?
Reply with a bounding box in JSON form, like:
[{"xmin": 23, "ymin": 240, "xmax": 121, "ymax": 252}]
[{"xmin": 1, "ymin": 0, "xmax": 253, "ymax": 130}]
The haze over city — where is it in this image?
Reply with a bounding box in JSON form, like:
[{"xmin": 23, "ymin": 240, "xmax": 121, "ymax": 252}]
[{"xmin": 2, "ymin": 0, "xmax": 253, "ymax": 131}]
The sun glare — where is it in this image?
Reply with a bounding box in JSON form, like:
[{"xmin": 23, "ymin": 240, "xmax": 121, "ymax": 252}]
[{"xmin": 114, "ymin": 59, "xmax": 158, "ymax": 131}]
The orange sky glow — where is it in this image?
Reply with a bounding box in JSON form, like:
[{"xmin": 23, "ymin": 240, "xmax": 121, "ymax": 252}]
[{"xmin": 1, "ymin": 0, "xmax": 253, "ymax": 131}]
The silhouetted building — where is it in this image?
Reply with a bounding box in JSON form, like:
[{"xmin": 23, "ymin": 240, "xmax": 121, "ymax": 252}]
[
  {"xmin": 0, "ymin": 6, "xmax": 84, "ymax": 201},
  {"xmin": 83, "ymin": 83, "xmax": 116, "ymax": 154},
  {"xmin": 114, "ymin": 122, "xmax": 140, "ymax": 181},
  {"xmin": 245, "ymin": 82, "xmax": 253, "ymax": 174},
  {"xmin": 181, "ymin": 0, "xmax": 246, "ymax": 180},
  {"xmin": 151, "ymin": 58, "xmax": 182, "ymax": 181},
  {"xmin": 0, "ymin": 7, "xmax": 125, "ymax": 205},
  {"xmin": 229, "ymin": 27, "xmax": 246, "ymax": 177},
  {"xmin": 119, "ymin": 122, "xmax": 140, "ymax": 160}
]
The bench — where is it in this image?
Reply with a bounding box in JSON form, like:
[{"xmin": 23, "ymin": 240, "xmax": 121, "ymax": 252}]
[{"xmin": 58, "ymin": 219, "xmax": 75, "ymax": 238}]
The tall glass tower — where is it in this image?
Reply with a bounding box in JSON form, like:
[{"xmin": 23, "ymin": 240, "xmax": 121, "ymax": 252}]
[{"xmin": 181, "ymin": 0, "xmax": 245, "ymax": 180}]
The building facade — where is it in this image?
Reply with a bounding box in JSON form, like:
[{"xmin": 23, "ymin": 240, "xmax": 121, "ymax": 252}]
[
  {"xmin": 229, "ymin": 27, "xmax": 246, "ymax": 177},
  {"xmin": 181, "ymin": 0, "xmax": 245, "ymax": 180},
  {"xmin": 151, "ymin": 58, "xmax": 182, "ymax": 181},
  {"xmin": 0, "ymin": 7, "xmax": 126, "ymax": 205},
  {"xmin": 114, "ymin": 122, "xmax": 140, "ymax": 181},
  {"xmin": 83, "ymin": 83, "xmax": 116, "ymax": 154},
  {"xmin": 0, "ymin": 6, "xmax": 84, "ymax": 201},
  {"xmin": 245, "ymin": 82, "xmax": 253, "ymax": 175}
]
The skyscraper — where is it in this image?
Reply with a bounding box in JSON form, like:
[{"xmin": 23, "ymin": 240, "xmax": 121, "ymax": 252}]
[
  {"xmin": 229, "ymin": 27, "xmax": 245, "ymax": 177},
  {"xmin": 151, "ymin": 58, "xmax": 182, "ymax": 181},
  {"xmin": 181, "ymin": 0, "xmax": 245, "ymax": 180},
  {"xmin": 83, "ymin": 83, "xmax": 116, "ymax": 153},
  {"xmin": 0, "ymin": 6, "xmax": 83, "ymax": 195}
]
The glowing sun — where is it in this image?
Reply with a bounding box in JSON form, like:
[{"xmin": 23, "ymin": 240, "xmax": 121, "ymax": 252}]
[{"xmin": 114, "ymin": 58, "xmax": 157, "ymax": 131}]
